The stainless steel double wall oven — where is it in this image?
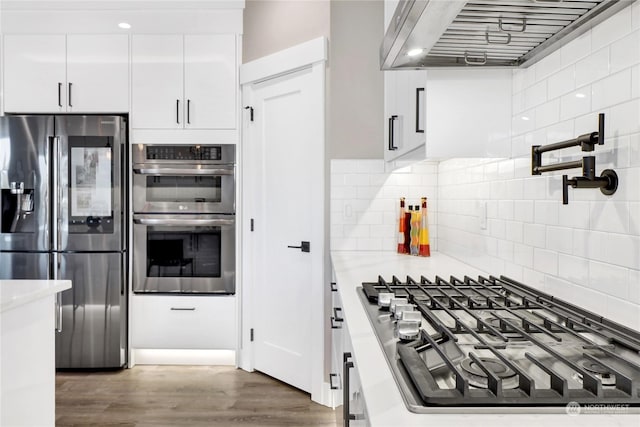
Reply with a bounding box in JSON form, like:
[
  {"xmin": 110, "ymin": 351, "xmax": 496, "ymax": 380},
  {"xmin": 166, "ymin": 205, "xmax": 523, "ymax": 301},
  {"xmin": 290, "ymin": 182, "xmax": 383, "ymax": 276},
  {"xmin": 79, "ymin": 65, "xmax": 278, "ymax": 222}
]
[{"xmin": 132, "ymin": 144, "xmax": 235, "ymax": 294}]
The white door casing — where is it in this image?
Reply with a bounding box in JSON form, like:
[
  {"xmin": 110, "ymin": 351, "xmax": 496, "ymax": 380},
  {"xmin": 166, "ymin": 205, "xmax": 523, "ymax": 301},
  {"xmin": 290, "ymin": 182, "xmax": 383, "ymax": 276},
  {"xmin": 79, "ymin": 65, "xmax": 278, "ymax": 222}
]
[{"xmin": 240, "ymin": 37, "xmax": 327, "ymax": 403}]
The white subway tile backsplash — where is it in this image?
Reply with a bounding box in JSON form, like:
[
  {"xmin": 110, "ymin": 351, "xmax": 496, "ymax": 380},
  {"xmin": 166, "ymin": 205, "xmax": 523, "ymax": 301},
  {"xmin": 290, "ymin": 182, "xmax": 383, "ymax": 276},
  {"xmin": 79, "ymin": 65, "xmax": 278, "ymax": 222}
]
[
  {"xmin": 356, "ymin": 159, "xmax": 385, "ymax": 174},
  {"xmin": 609, "ymin": 99, "xmax": 640, "ymax": 136},
  {"xmin": 630, "ymin": 202, "xmax": 640, "ymax": 235},
  {"xmin": 592, "ymin": 5, "xmax": 633, "ymax": 51},
  {"xmin": 589, "ymin": 260, "xmax": 629, "ymax": 299},
  {"xmin": 561, "ymin": 30, "xmax": 591, "ymax": 68},
  {"xmin": 534, "ymin": 248, "xmax": 558, "ymax": 275},
  {"xmin": 513, "ymin": 243, "xmax": 534, "ymax": 268},
  {"xmin": 575, "ymin": 47, "xmax": 610, "ymax": 88},
  {"xmin": 525, "ymin": 80, "xmax": 548, "ymax": 109},
  {"xmin": 632, "ymin": 65, "xmax": 640, "ymax": 98},
  {"xmin": 536, "ymin": 50, "xmax": 562, "ymax": 81},
  {"xmin": 514, "ymin": 200, "xmax": 534, "ymax": 222},
  {"xmin": 590, "ymin": 201, "xmax": 630, "ymax": 234},
  {"xmin": 535, "ymin": 98, "xmax": 561, "ymax": 127},
  {"xmin": 558, "ymin": 254, "xmax": 589, "ymax": 284},
  {"xmin": 546, "ymin": 226, "xmax": 573, "ymax": 254},
  {"xmin": 630, "ymin": 269, "xmax": 640, "ymax": 304},
  {"xmin": 604, "ymin": 233, "xmax": 640, "ymax": 269},
  {"xmin": 344, "ymin": 173, "xmax": 370, "ymax": 186},
  {"xmin": 610, "ymin": 30, "xmax": 640, "ymax": 73},
  {"xmin": 524, "ymin": 223, "xmax": 546, "ymax": 248},
  {"xmin": 560, "ymin": 88, "xmax": 592, "ymax": 120},
  {"xmin": 558, "ymin": 201, "xmax": 590, "ymax": 229},
  {"xmin": 591, "ymin": 69, "xmax": 633, "ymax": 111},
  {"xmin": 534, "ymin": 200, "xmax": 559, "ymax": 225},
  {"xmin": 547, "ymin": 66, "xmax": 576, "ymax": 100},
  {"xmin": 605, "ymin": 296, "xmax": 640, "ymax": 330},
  {"xmin": 505, "ymin": 221, "xmax": 524, "ymax": 243}
]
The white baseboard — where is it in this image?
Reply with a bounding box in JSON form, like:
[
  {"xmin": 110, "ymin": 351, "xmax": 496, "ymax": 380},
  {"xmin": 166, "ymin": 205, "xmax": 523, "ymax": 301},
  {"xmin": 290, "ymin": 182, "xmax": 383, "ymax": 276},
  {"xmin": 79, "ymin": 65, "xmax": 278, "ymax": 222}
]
[{"xmin": 131, "ymin": 349, "xmax": 236, "ymax": 366}]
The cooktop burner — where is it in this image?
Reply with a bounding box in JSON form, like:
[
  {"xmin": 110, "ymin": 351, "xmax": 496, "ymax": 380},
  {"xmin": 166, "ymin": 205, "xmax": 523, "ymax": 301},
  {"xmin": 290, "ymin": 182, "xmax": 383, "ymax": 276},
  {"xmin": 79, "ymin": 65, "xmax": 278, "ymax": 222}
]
[{"xmin": 358, "ymin": 274, "xmax": 640, "ymax": 412}]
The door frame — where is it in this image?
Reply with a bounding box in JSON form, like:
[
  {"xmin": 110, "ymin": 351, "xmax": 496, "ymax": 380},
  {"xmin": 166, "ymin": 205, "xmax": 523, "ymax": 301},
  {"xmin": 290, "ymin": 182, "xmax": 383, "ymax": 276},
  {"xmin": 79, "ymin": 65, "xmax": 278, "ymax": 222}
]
[{"xmin": 238, "ymin": 37, "xmax": 328, "ymax": 405}]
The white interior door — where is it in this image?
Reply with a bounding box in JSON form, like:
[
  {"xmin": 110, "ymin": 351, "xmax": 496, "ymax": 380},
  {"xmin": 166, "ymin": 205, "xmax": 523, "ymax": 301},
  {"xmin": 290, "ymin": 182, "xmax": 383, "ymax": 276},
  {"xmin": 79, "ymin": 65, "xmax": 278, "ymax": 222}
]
[{"xmin": 245, "ymin": 65, "xmax": 324, "ymax": 393}]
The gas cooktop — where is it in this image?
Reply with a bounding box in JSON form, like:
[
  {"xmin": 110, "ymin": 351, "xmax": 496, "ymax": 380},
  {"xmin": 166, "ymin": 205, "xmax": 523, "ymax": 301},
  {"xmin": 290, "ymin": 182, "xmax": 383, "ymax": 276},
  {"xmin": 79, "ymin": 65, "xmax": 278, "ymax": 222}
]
[{"xmin": 358, "ymin": 275, "xmax": 640, "ymax": 413}]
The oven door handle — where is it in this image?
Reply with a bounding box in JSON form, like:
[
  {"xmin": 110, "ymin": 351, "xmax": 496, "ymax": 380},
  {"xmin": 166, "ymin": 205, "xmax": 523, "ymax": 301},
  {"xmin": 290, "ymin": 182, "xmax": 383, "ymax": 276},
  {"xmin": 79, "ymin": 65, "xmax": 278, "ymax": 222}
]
[
  {"xmin": 133, "ymin": 217, "xmax": 235, "ymax": 227},
  {"xmin": 132, "ymin": 165, "xmax": 235, "ymax": 176}
]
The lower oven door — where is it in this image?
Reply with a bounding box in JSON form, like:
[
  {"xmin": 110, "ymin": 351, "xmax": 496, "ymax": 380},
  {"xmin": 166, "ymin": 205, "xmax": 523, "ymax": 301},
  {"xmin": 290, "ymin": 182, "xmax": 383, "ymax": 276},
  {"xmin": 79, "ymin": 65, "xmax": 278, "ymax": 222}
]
[{"xmin": 133, "ymin": 214, "xmax": 235, "ymax": 294}]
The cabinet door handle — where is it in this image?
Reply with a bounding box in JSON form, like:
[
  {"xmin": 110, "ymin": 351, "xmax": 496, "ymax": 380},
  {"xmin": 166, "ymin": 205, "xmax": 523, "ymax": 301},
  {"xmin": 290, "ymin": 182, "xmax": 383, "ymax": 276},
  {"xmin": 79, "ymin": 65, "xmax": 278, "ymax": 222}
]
[
  {"xmin": 58, "ymin": 83, "xmax": 63, "ymax": 107},
  {"xmin": 329, "ymin": 373, "xmax": 340, "ymax": 390},
  {"xmin": 333, "ymin": 307, "xmax": 344, "ymax": 322},
  {"xmin": 343, "ymin": 352, "xmax": 355, "ymax": 426},
  {"xmin": 388, "ymin": 115, "xmax": 398, "ymax": 150},
  {"xmin": 415, "ymin": 88, "xmax": 424, "ymax": 133},
  {"xmin": 330, "ymin": 282, "xmax": 337, "ymax": 292},
  {"xmin": 187, "ymin": 99, "xmax": 191, "ymax": 124},
  {"xmin": 68, "ymin": 82, "xmax": 73, "ymax": 107},
  {"xmin": 170, "ymin": 307, "xmax": 196, "ymax": 311},
  {"xmin": 176, "ymin": 99, "xmax": 180, "ymax": 124},
  {"xmin": 331, "ymin": 317, "xmax": 343, "ymax": 329}
]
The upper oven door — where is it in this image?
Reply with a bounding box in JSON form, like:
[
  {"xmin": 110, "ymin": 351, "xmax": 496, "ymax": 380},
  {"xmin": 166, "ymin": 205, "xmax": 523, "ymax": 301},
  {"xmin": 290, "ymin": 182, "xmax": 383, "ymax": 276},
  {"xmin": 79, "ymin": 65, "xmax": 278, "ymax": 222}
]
[{"xmin": 132, "ymin": 164, "xmax": 235, "ymax": 214}]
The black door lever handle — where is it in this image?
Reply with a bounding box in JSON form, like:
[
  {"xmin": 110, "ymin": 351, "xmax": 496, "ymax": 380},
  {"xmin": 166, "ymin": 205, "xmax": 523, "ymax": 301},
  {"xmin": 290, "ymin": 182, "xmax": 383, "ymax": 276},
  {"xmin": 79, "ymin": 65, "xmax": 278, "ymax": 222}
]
[{"xmin": 287, "ymin": 241, "xmax": 310, "ymax": 253}]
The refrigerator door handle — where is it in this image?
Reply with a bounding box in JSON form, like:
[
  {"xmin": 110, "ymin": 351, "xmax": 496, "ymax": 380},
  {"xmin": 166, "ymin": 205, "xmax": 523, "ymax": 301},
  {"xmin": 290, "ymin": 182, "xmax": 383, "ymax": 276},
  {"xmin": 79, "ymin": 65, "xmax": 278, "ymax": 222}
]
[{"xmin": 52, "ymin": 136, "xmax": 62, "ymax": 251}]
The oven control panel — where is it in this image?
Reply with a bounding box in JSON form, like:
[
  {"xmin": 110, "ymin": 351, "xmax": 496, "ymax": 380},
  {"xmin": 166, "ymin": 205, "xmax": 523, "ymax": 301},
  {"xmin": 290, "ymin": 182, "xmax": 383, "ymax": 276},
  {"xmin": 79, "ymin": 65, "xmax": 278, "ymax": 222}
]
[{"xmin": 146, "ymin": 145, "xmax": 222, "ymax": 161}]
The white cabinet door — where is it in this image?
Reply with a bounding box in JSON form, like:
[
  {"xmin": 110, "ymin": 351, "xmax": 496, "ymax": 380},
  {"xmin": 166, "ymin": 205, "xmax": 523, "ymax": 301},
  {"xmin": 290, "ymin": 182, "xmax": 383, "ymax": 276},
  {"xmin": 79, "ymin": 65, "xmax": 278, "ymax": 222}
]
[
  {"xmin": 425, "ymin": 68, "xmax": 512, "ymax": 158},
  {"xmin": 132, "ymin": 35, "xmax": 184, "ymax": 129},
  {"xmin": 66, "ymin": 34, "xmax": 129, "ymax": 113},
  {"xmin": 131, "ymin": 295, "xmax": 236, "ymax": 350},
  {"xmin": 184, "ymin": 34, "xmax": 236, "ymax": 129},
  {"xmin": 3, "ymin": 35, "xmax": 66, "ymax": 113},
  {"xmin": 384, "ymin": 70, "xmax": 426, "ymax": 162}
]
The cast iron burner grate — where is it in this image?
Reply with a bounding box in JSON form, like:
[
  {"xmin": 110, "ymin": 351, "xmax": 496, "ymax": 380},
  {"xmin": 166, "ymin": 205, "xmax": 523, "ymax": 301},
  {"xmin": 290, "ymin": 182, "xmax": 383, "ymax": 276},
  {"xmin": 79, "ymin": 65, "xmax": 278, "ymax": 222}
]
[{"xmin": 360, "ymin": 274, "xmax": 640, "ymax": 407}]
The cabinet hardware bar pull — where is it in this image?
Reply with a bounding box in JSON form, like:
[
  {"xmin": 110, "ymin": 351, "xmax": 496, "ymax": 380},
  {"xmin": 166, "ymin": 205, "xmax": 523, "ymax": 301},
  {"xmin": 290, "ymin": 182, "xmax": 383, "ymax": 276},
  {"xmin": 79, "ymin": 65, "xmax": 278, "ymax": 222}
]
[
  {"xmin": 176, "ymin": 99, "xmax": 180, "ymax": 124},
  {"xmin": 187, "ymin": 99, "xmax": 191, "ymax": 124},
  {"xmin": 170, "ymin": 307, "xmax": 196, "ymax": 311},
  {"xmin": 68, "ymin": 82, "xmax": 72, "ymax": 107},
  {"xmin": 415, "ymin": 88, "xmax": 424, "ymax": 133},
  {"xmin": 55, "ymin": 291, "xmax": 62, "ymax": 332},
  {"xmin": 58, "ymin": 83, "xmax": 62, "ymax": 107},
  {"xmin": 388, "ymin": 115, "xmax": 398, "ymax": 150},
  {"xmin": 329, "ymin": 373, "xmax": 339, "ymax": 390}
]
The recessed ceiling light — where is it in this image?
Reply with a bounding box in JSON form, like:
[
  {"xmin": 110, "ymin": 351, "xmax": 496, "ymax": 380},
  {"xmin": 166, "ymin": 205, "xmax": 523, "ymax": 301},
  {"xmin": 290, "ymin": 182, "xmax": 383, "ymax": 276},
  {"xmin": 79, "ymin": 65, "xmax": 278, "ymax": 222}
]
[
  {"xmin": 118, "ymin": 22, "xmax": 131, "ymax": 29},
  {"xmin": 407, "ymin": 48, "xmax": 424, "ymax": 57},
  {"xmin": 575, "ymin": 93, "xmax": 586, "ymax": 98}
]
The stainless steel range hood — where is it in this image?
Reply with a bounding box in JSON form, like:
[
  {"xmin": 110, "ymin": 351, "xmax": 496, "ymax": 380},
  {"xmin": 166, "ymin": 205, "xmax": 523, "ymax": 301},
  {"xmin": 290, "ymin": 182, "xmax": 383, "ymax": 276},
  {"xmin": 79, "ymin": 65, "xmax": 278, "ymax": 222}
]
[{"xmin": 381, "ymin": 0, "xmax": 636, "ymax": 69}]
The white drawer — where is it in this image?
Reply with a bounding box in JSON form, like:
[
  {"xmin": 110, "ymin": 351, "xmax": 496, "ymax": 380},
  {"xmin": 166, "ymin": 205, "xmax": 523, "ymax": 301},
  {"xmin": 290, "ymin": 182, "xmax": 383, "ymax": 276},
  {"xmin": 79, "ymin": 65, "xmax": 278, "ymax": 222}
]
[{"xmin": 131, "ymin": 295, "xmax": 236, "ymax": 350}]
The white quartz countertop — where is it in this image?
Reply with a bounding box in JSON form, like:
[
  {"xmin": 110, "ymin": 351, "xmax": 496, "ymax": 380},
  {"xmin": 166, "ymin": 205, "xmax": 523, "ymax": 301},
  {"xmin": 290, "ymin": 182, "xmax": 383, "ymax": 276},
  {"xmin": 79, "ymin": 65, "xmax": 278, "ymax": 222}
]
[
  {"xmin": 331, "ymin": 251, "xmax": 639, "ymax": 427},
  {"xmin": 0, "ymin": 280, "xmax": 72, "ymax": 313}
]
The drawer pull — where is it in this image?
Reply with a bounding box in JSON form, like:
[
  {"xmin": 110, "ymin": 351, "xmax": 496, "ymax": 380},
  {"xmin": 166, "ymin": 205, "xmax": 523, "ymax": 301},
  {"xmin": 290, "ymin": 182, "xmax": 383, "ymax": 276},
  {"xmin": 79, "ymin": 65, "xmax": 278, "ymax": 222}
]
[{"xmin": 170, "ymin": 307, "xmax": 196, "ymax": 311}]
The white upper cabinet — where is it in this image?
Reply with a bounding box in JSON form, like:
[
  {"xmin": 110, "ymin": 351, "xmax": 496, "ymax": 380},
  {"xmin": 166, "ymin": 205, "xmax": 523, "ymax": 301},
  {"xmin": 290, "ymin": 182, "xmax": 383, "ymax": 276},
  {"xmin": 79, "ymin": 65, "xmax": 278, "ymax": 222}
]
[
  {"xmin": 424, "ymin": 69, "xmax": 512, "ymax": 159},
  {"xmin": 184, "ymin": 34, "xmax": 236, "ymax": 129},
  {"xmin": 3, "ymin": 35, "xmax": 67, "ymax": 113},
  {"xmin": 132, "ymin": 34, "xmax": 236, "ymax": 130},
  {"xmin": 384, "ymin": 70, "xmax": 427, "ymax": 162},
  {"xmin": 131, "ymin": 35, "xmax": 183, "ymax": 129},
  {"xmin": 3, "ymin": 34, "xmax": 128, "ymax": 114},
  {"xmin": 66, "ymin": 35, "xmax": 129, "ymax": 113}
]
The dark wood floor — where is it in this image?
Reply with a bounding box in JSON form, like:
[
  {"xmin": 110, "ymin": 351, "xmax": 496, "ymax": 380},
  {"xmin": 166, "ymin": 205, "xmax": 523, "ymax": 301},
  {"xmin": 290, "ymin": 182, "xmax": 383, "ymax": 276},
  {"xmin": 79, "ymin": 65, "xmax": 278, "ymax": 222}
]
[{"xmin": 56, "ymin": 365, "xmax": 336, "ymax": 426}]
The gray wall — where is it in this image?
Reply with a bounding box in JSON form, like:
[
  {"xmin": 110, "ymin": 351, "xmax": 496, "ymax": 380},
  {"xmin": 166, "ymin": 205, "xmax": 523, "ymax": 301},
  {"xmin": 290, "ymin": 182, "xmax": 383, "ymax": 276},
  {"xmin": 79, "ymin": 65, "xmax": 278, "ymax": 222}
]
[
  {"xmin": 242, "ymin": 0, "xmax": 330, "ymax": 63},
  {"xmin": 242, "ymin": 0, "xmax": 383, "ymax": 159},
  {"xmin": 328, "ymin": 0, "xmax": 383, "ymax": 159}
]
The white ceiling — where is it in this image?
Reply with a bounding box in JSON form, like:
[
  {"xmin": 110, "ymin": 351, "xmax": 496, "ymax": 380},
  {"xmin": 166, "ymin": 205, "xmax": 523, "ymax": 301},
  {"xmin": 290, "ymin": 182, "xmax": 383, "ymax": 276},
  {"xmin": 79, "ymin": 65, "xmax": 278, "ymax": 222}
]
[{"xmin": 0, "ymin": 0, "xmax": 245, "ymax": 10}]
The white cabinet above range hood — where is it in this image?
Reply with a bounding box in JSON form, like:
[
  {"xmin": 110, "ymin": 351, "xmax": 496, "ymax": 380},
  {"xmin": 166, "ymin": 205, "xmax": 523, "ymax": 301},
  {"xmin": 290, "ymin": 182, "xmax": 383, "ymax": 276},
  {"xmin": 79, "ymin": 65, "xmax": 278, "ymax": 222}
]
[{"xmin": 381, "ymin": 0, "xmax": 636, "ymax": 69}]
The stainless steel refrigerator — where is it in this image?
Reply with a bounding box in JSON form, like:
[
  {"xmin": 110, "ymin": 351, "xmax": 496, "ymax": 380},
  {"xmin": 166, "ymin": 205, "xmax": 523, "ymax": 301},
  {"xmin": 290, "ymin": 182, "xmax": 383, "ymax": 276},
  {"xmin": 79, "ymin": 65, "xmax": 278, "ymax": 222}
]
[{"xmin": 0, "ymin": 115, "xmax": 127, "ymax": 369}]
